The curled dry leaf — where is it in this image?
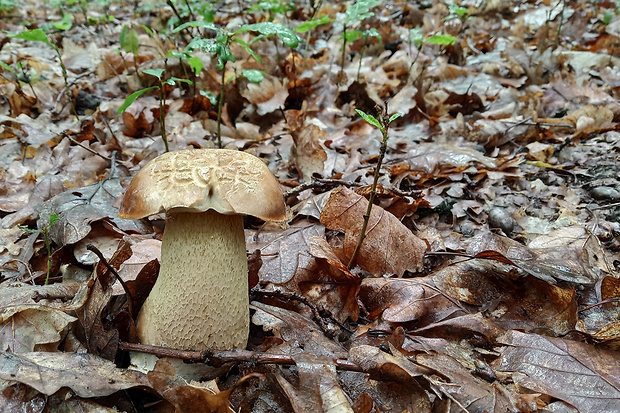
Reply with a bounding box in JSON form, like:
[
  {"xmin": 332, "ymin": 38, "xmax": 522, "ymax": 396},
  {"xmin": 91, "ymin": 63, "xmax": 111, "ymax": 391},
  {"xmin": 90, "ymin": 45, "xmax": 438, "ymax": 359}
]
[
  {"xmin": 305, "ymin": 236, "xmax": 360, "ymax": 322},
  {"xmin": 432, "ymin": 260, "xmax": 578, "ymax": 335},
  {"xmin": 320, "ymin": 187, "xmax": 426, "ymax": 276},
  {"xmin": 246, "ymin": 220, "xmax": 323, "ymax": 285},
  {"xmin": 276, "ymin": 355, "xmax": 352, "ymax": 413},
  {"xmin": 348, "ymin": 344, "xmax": 430, "ymax": 382},
  {"xmin": 241, "ymin": 76, "xmax": 288, "ymax": 116},
  {"xmin": 360, "ymin": 277, "xmax": 468, "ymax": 325},
  {"xmin": 250, "ymin": 301, "xmax": 347, "ymax": 359},
  {"xmin": 291, "ymin": 123, "xmax": 327, "ymax": 182},
  {"xmin": 147, "ymin": 358, "xmax": 261, "ymax": 413}
]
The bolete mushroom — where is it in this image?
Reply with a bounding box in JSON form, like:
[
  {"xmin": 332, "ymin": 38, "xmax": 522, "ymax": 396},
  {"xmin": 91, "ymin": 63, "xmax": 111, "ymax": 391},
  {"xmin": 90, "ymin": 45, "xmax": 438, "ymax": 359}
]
[{"xmin": 118, "ymin": 149, "xmax": 286, "ymax": 352}]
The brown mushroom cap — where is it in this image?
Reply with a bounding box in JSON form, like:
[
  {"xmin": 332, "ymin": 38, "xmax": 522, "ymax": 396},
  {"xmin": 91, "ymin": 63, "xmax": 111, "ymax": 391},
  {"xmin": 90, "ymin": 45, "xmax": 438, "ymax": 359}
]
[{"xmin": 119, "ymin": 149, "xmax": 286, "ymax": 221}]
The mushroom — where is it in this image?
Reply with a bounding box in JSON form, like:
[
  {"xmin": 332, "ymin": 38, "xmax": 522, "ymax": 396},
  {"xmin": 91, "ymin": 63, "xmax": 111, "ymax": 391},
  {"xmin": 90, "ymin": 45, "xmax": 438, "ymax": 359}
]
[{"xmin": 118, "ymin": 149, "xmax": 286, "ymax": 352}]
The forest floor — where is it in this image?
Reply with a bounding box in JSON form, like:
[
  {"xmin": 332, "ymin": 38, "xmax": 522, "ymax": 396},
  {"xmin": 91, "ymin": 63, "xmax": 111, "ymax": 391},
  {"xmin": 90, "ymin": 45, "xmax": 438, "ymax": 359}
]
[{"xmin": 1, "ymin": 0, "xmax": 620, "ymax": 411}]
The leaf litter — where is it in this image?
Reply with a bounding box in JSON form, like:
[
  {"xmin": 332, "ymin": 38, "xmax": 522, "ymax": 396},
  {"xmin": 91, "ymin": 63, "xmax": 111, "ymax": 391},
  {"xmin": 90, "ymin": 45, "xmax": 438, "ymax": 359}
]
[{"xmin": 1, "ymin": 0, "xmax": 620, "ymax": 411}]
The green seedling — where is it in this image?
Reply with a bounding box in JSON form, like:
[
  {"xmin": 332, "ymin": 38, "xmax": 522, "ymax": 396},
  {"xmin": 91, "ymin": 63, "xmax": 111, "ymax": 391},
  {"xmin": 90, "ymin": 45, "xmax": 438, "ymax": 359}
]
[
  {"xmin": 250, "ymin": 0, "xmax": 295, "ymax": 22},
  {"xmin": 44, "ymin": 0, "xmax": 89, "ymax": 25},
  {"xmin": 172, "ymin": 20, "xmax": 299, "ymax": 147},
  {"xmin": 19, "ymin": 213, "xmax": 61, "ymax": 285},
  {"xmin": 117, "ymin": 67, "xmax": 193, "ymax": 152},
  {"xmin": 338, "ymin": 0, "xmax": 381, "ymax": 85},
  {"xmin": 0, "ymin": 0, "xmax": 19, "ymax": 12},
  {"xmin": 41, "ymin": 13, "xmax": 73, "ymax": 31},
  {"xmin": 407, "ymin": 28, "xmax": 456, "ymax": 83},
  {"xmin": 296, "ymin": 14, "xmax": 332, "ymax": 69},
  {"xmin": 348, "ymin": 106, "xmax": 401, "ymax": 269},
  {"xmin": 120, "ymin": 25, "xmax": 141, "ymax": 81},
  {"xmin": 8, "ymin": 29, "xmax": 77, "ymax": 118},
  {"xmin": 166, "ymin": 0, "xmax": 214, "ymax": 31},
  {"xmin": 355, "ymin": 28, "xmax": 381, "ymax": 82},
  {"xmin": 0, "ymin": 60, "xmax": 41, "ymax": 101}
]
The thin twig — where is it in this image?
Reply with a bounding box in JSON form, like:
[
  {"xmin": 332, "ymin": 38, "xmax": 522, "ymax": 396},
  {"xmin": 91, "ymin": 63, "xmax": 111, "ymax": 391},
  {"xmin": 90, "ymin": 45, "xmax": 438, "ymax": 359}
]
[
  {"xmin": 61, "ymin": 132, "xmax": 112, "ymax": 162},
  {"xmin": 86, "ymin": 244, "xmax": 134, "ymax": 318},
  {"xmin": 118, "ymin": 341, "xmax": 363, "ymax": 371}
]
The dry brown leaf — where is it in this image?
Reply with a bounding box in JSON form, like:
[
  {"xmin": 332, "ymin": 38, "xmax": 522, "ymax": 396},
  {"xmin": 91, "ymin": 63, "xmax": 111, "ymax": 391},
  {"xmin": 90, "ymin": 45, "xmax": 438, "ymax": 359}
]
[
  {"xmin": 147, "ymin": 358, "xmax": 261, "ymax": 413},
  {"xmin": 246, "ymin": 220, "xmax": 323, "ymax": 285},
  {"xmin": 417, "ymin": 352, "xmax": 521, "ymax": 412},
  {"xmin": 432, "ymin": 260, "xmax": 578, "ymax": 335},
  {"xmin": 74, "ymin": 242, "xmax": 132, "ymax": 360},
  {"xmin": 250, "ymin": 301, "xmax": 347, "ymax": 359},
  {"xmin": 495, "ymin": 330, "xmax": 620, "ymax": 412},
  {"xmin": 241, "ymin": 76, "xmax": 288, "ymax": 116},
  {"xmin": 348, "ymin": 344, "xmax": 430, "ymax": 382},
  {"xmin": 0, "ymin": 351, "xmax": 149, "ymax": 397},
  {"xmin": 290, "ymin": 122, "xmax": 327, "ymax": 182},
  {"xmin": 0, "ymin": 308, "xmax": 75, "ymax": 352},
  {"xmin": 359, "ymin": 277, "xmax": 468, "ymax": 325},
  {"xmin": 276, "ymin": 355, "xmax": 352, "ymax": 413},
  {"xmin": 320, "ymin": 187, "xmax": 426, "ymax": 275}
]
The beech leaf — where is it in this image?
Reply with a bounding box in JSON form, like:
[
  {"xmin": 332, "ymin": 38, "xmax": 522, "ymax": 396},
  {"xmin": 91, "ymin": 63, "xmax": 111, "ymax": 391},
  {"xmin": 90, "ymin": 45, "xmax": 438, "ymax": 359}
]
[{"xmin": 320, "ymin": 187, "xmax": 427, "ymax": 275}]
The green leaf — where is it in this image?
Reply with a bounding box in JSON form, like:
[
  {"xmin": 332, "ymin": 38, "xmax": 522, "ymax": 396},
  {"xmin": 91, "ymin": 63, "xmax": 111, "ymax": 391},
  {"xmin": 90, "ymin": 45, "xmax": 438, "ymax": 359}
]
[
  {"xmin": 242, "ymin": 69, "xmax": 264, "ymax": 83},
  {"xmin": 140, "ymin": 24, "xmax": 154, "ymax": 37},
  {"xmin": 214, "ymin": 43, "xmax": 235, "ymax": 68},
  {"xmin": 143, "ymin": 68, "xmax": 165, "ymax": 80},
  {"xmin": 232, "ymin": 38, "xmax": 262, "ymax": 63},
  {"xmin": 343, "ymin": 30, "xmax": 363, "ymax": 43},
  {"xmin": 187, "ymin": 55, "xmax": 203, "ymax": 75},
  {"xmin": 295, "ymin": 15, "xmax": 333, "ymax": 33},
  {"xmin": 603, "ymin": 10, "xmax": 614, "ymax": 25},
  {"xmin": 200, "ymin": 90, "xmax": 218, "ymax": 106},
  {"xmin": 363, "ymin": 28, "xmax": 381, "ymax": 42},
  {"xmin": 388, "ymin": 113, "xmax": 402, "ymax": 123},
  {"xmin": 49, "ymin": 213, "xmax": 61, "ymax": 226},
  {"xmin": 120, "ymin": 25, "xmax": 139, "ymax": 55},
  {"xmin": 18, "ymin": 225, "xmax": 40, "ymax": 234},
  {"xmin": 0, "ymin": 61, "xmax": 14, "ymax": 71},
  {"xmin": 167, "ymin": 77, "xmax": 193, "ymax": 85},
  {"xmin": 410, "ymin": 28, "xmax": 423, "ymax": 48},
  {"xmin": 235, "ymin": 22, "xmax": 299, "ymax": 47},
  {"xmin": 172, "ymin": 21, "xmax": 221, "ymax": 35},
  {"xmin": 426, "ymin": 34, "xmax": 456, "ymax": 46},
  {"xmin": 356, "ymin": 109, "xmax": 381, "ymax": 129},
  {"xmin": 117, "ymin": 86, "xmax": 159, "ymax": 113},
  {"xmin": 345, "ymin": 0, "xmax": 381, "ymax": 24},
  {"xmin": 449, "ymin": 4, "xmax": 469, "ymax": 19},
  {"xmin": 166, "ymin": 50, "xmax": 189, "ymax": 59},
  {"xmin": 42, "ymin": 13, "xmax": 72, "ymax": 31},
  {"xmin": 9, "ymin": 29, "xmax": 51, "ymax": 45},
  {"xmin": 186, "ymin": 37, "xmax": 218, "ymax": 53}
]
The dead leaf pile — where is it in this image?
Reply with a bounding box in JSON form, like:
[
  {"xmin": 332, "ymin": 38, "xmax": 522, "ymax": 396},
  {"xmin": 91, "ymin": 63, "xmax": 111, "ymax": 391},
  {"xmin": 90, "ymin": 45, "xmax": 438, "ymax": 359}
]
[{"xmin": 1, "ymin": 0, "xmax": 620, "ymax": 411}]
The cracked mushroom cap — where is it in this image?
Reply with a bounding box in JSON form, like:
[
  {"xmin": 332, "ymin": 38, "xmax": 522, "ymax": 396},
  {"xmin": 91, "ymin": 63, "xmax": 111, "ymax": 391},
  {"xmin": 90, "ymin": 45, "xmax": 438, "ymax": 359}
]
[{"xmin": 119, "ymin": 149, "xmax": 286, "ymax": 221}]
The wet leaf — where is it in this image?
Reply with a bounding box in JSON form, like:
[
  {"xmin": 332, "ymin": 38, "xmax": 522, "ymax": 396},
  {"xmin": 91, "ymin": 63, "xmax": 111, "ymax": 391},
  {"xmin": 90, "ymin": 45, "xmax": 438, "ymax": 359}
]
[
  {"xmin": 495, "ymin": 330, "xmax": 620, "ymax": 412},
  {"xmin": 320, "ymin": 188, "xmax": 427, "ymax": 275}
]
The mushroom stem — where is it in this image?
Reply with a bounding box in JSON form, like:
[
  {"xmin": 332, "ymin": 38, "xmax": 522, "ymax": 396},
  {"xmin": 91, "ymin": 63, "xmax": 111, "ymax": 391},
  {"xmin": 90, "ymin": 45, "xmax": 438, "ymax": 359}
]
[{"xmin": 136, "ymin": 209, "xmax": 249, "ymax": 350}]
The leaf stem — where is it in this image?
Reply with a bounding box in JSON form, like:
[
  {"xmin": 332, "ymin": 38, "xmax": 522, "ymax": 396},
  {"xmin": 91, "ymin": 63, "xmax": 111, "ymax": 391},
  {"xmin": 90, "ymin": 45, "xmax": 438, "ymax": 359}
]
[
  {"xmin": 158, "ymin": 83, "xmax": 169, "ymax": 152},
  {"xmin": 216, "ymin": 60, "xmax": 227, "ymax": 149}
]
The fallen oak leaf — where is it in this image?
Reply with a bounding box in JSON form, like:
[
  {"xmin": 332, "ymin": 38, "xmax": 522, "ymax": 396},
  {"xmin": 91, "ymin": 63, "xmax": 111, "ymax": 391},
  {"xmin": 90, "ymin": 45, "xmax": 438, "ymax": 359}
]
[
  {"xmin": 0, "ymin": 351, "xmax": 149, "ymax": 397},
  {"xmin": 320, "ymin": 187, "xmax": 426, "ymax": 276}
]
